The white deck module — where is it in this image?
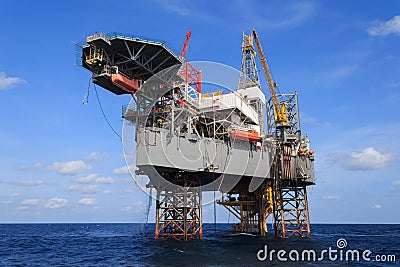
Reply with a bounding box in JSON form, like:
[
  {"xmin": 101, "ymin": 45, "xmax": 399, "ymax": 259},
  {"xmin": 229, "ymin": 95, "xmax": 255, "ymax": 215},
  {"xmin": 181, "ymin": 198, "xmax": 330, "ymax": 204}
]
[{"xmin": 198, "ymin": 92, "xmax": 259, "ymax": 125}]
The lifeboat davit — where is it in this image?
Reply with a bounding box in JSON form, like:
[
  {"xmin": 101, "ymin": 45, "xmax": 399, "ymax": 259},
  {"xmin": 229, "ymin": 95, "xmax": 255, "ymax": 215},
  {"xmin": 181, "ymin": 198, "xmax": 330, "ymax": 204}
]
[
  {"xmin": 110, "ymin": 73, "xmax": 140, "ymax": 94},
  {"xmin": 230, "ymin": 129, "xmax": 261, "ymax": 142}
]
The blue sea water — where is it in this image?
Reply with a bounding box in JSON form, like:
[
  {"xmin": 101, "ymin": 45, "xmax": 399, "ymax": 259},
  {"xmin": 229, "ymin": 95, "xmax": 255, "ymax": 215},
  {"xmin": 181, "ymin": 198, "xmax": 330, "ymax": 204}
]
[{"xmin": 0, "ymin": 223, "xmax": 399, "ymax": 266}]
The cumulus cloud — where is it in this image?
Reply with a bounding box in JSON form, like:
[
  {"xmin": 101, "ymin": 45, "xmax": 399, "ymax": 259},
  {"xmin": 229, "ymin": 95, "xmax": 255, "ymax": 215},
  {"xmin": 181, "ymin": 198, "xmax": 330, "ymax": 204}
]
[
  {"xmin": 83, "ymin": 185, "xmax": 100, "ymax": 193},
  {"xmin": 330, "ymin": 147, "xmax": 394, "ymax": 170},
  {"xmin": 87, "ymin": 152, "xmax": 108, "ymax": 163},
  {"xmin": 2, "ymin": 180, "xmax": 46, "ymax": 186},
  {"xmin": 95, "ymin": 177, "xmax": 115, "ymax": 184},
  {"xmin": 44, "ymin": 197, "xmax": 68, "ymax": 209},
  {"xmin": 78, "ymin": 197, "xmax": 96, "ymax": 205},
  {"xmin": 113, "ymin": 164, "xmax": 136, "ymax": 175},
  {"xmin": 74, "ymin": 174, "xmax": 115, "ymax": 185},
  {"xmin": 347, "ymin": 147, "xmax": 393, "ymax": 170},
  {"xmin": 0, "ymin": 72, "xmax": 26, "ymax": 90},
  {"xmin": 112, "ymin": 165, "xmax": 130, "ymax": 175},
  {"xmin": 67, "ymin": 184, "xmax": 100, "ymax": 193},
  {"xmin": 21, "ymin": 198, "xmax": 41, "ymax": 206},
  {"xmin": 75, "ymin": 174, "xmax": 97, "ymax": 184},
  {"xmin": 19, "ymin": 162, "xmax": 43, "ymax": 171},
  {"xmin": 48, "ymin": 160, "xmax": 92, "ymax": 175},
  {"xmin": 368, "ymin": 15, "xmax": 400, "ymax": 36},
  {"xmin": 371, "ymin": 204, "xmax": 382, "ymax": 209}
]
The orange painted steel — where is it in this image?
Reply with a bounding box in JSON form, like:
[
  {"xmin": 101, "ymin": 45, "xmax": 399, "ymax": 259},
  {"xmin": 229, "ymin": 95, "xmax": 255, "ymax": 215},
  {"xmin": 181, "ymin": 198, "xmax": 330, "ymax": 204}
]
[
  {"xmin": 230, "ymin": 129, "xmax": 261, "ymax": 142},
  {"xmin": 110, "ymin": 73, "xmax": 140, "ymax": 94}
]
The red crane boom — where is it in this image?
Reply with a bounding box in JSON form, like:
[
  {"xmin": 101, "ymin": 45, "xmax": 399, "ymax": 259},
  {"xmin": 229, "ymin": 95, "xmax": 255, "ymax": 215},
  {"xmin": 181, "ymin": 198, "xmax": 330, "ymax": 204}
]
[{"xmin": 180, "ymin": 30, "xmax": 192, "ymax": 59}]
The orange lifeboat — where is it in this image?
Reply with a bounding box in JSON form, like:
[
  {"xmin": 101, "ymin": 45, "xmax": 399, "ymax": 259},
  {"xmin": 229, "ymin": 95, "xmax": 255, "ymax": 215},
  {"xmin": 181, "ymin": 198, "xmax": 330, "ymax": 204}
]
[
  {"xmin": 230, "ymin": 129, "xmax": 261, "ymax": 142},
  {"xmin": 110, "ymin": 73, "xmax": 140, "ymax": 94}
]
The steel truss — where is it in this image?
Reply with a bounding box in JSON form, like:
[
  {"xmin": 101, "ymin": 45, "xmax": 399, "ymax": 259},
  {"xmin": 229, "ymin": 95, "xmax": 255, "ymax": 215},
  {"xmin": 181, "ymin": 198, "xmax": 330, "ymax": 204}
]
[
  {"xmin": 272, "ymin": 179, "xmax": 311, "ymax": 238},
  {"xmin": 155, "ymin": 187, "xmax": 202, "ymax": 240},
  {"xmin": 218, "ymin": 193, "xmax": 260, "ymax": 233},
  {"xmin": 269, "ymin": 137, "xmax": 311, "ymax": 238}
]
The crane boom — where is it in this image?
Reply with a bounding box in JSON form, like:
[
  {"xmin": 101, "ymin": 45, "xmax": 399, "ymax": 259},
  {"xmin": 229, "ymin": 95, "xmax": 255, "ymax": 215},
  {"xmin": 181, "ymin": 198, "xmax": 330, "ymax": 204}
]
[
  {"xmin": 252, "ymin": 29, "xmax": 288, "ymax": 126},
  {"xmin": 180, "ymin": 30, "xmax": 192, "ymax": 59}
]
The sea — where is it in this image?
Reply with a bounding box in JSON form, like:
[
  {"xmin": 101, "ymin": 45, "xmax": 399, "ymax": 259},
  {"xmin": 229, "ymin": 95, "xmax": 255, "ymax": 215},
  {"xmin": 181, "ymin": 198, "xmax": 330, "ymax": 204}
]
[{"xmin": 0, "ymin": 223, "xmax": 399, "ymax": 266}]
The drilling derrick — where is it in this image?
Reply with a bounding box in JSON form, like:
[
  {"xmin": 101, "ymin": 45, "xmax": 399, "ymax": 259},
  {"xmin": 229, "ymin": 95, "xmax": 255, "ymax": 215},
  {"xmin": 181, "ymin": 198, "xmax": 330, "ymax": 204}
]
[{"xmin": 238, "ymin": 33, "xmax": 260, "ymax": 90}]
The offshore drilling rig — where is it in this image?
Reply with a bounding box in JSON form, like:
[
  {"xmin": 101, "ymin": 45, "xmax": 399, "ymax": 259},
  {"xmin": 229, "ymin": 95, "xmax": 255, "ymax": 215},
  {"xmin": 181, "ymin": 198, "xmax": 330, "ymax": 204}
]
[{"xmin": 79, "ymin": 29, "xmax": 315, "ymax": 240}]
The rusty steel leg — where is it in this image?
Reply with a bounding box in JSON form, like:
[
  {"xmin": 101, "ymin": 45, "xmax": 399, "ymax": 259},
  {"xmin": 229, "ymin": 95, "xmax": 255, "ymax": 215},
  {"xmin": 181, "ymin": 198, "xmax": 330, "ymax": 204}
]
[
  {"xmin": 273, "ymin": 181, "xmax": 311, "ymax": 238},
  {"xmin": 155, "ymin": 187, "xmax": 202, "ymax": 240},
  {"xmin": 272, "ymin": 140, "xmax": 311, "ymax": 238}
]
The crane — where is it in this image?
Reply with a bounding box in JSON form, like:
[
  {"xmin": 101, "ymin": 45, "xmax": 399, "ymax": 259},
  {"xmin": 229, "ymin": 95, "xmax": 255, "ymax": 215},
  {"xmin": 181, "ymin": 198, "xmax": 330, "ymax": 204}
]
[
  {"xmin": 252, "ymin": 29, "xmax": 288, "ymax": 126},
  {"xmin": 179, "ymin": 30, "xmax": 192, "ymax": 59}
]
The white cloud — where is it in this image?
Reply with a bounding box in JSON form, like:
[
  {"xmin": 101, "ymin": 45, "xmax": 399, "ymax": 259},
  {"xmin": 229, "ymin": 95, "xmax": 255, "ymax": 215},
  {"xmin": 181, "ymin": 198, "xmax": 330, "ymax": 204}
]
[
  {"xmin": 67, "ymin": 184, "xmax": 100, "ymax": 193},
  {"xmin": 3, "ymin": 180, "xmax": 45, "ymax": 186},
  {"xmin": 368, "ymin": 15, "xmax": 400, "ymax": 36},
  {"xmin": 348, "ymin": 148, "xmax": 393, "ymax": 170},
  {"xmin": 10, "ymin": 193, "xmax": 20, "ymax": 197},
  {"xmin": 330, "ymin": 147, "xmax": 394, "ymax": 171},
  {"xmin": 75, "ymin": 174, "xmax": 97, "ymax": 184},
  {"xmin": 322, "ymin": 195, "xmax": 341, "ymax": 200},
  {"xmin": 21, "ymin": 198, "xmax": 40, "ymax": 206},
  {"xmin": 19, "ymin": 162, "xmax": 43, "ymax": 171},
  {"xmin": 95, "ymin": 177, "xmax": 115, "ymax": 184},
  {"xmin": 0, "ymin": 72, "xmax": 26, "ymax": 90},
  {"xmin": 82, "ymin": 185, "xmax": 100, "ymax": 193},
  {"xmin": 371, "ymin": 204, "xmax": 382, "ymax": 209},
  {"xmin": 44, "ymin": 197, "xmax": 68, "ymax": 209},
  {"xmin": 67, "ymin": 184, "xmax": 80, "ymax": 191},
  {"xmin": 87, "ymin": 152, "xmax": 108, "ymax": 163},
  {"xmin": 102, "ymin": 190, "xmax": 113, "ymax": 194},
  {"xmin": 78, "ymin": 197, "xmax": 96, "ymax": 205},
  {"xmin": 112, "ymin": 165, "xmax": 129, "ymax": 175},
  {"xmin": 48, "ymin": 160, "xmax": 92, "ymax": 175},
  {"xmin": 0, "ymin": 200, "xmax": 13, "ymax": 205}
]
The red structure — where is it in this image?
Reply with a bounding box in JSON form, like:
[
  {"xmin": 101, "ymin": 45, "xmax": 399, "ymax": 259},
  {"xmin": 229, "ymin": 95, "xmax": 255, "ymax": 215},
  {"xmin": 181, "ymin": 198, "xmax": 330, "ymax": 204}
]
[
  {"xmin": 179, "ymin": 30, "xmax": 192, "ymax": 59},
  {"xmin": 180, "ymin": 61, "xmax": 202, "ymax": 93}
]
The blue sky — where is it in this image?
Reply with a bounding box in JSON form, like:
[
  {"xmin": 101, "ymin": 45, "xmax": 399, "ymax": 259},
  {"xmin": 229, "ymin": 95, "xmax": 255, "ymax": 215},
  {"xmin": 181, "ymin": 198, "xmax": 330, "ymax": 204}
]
[{"xmin": 0, "ymin": 0, "xmax": 399, "ymax": 223}]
